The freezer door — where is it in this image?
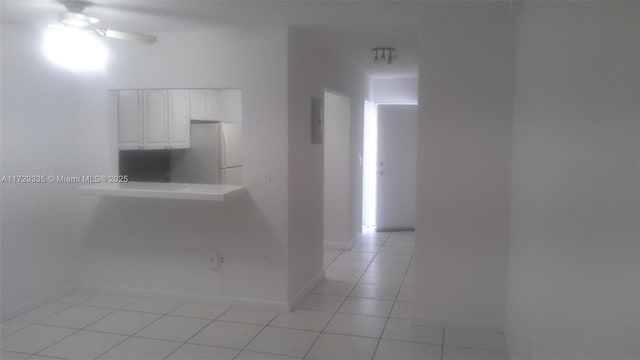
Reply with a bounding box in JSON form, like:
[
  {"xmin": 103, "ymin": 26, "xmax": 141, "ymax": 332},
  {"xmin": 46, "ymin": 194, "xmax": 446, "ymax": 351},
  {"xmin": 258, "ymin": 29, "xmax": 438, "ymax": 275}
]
[{"xmin": 219, "ymin": 166, "xmax": 243, "ymax": 185}]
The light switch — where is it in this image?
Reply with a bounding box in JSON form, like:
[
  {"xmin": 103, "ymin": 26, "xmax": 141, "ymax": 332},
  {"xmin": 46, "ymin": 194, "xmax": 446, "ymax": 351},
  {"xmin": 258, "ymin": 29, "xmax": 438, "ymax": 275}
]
[{"xmin": 208, "ymin": 249, "xmax": 219, "ymax": 270}]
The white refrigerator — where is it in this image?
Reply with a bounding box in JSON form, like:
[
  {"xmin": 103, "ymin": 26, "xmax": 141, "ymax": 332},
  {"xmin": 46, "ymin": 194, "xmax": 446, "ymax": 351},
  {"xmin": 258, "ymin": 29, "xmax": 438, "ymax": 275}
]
[{"xmin": 171, "ymin": 123, "xmax": 243, "ymax": 185}]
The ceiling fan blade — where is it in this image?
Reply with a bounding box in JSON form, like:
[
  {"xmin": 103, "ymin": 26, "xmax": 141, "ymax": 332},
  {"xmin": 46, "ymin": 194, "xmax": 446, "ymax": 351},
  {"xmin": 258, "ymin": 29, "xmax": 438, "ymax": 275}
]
[{"xmin": 95, "ymin": 28, "xmax": 156, "ymax": 44}]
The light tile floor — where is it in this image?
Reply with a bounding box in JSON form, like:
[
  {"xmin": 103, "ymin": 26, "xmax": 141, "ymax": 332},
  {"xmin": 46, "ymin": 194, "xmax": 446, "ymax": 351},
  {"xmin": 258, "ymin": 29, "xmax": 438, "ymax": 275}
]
[{"xmin": 1, "ymin": 231, "xmax": 506, "ymax": 360}]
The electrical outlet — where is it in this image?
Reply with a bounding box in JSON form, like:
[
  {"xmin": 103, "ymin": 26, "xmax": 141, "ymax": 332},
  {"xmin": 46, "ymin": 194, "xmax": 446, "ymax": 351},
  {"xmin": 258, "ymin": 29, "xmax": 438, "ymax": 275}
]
[{"xmin": 209, "ymin": 249, "xmax": 220, "ymax": 270}]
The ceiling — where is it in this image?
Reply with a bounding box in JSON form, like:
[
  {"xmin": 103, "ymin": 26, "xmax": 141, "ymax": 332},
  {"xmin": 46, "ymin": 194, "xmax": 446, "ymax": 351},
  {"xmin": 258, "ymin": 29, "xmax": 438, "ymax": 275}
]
[{"xmin": 1, "ymin": 0, "xmax": 425, "ymax": 78}]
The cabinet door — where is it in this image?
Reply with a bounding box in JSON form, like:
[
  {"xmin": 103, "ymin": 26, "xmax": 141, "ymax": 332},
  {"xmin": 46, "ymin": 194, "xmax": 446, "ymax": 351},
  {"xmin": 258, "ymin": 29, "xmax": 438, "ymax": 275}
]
[
  {"xmin": 204, "ymin": 90, "xmax": 220, "ymax": 121},
  {"xmin": 190, "ymin": 90, "xmax": 206, "ymax": 120},
  {"xmin": 143, "ymin": 90, "xmax": 168, "ymax": 149},
  {"xmin": 117, "ymin": 90, "xmax": 142, "ymax": 150},
  {"xmin": 168, "ymin": 90, "xmax": 190, "ymax": 149}
]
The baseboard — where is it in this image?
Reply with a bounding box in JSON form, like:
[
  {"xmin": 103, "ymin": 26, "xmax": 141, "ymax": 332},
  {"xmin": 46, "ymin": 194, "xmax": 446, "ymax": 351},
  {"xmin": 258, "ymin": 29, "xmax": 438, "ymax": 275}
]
[
  {"xmin": 5, "ymin": 273, "xmax": 325, "ymax": 319},
  {"xmin": 412, "ymin": 315, "xmax": 504, "ymax": 333},
  {"xmin": 78, "ymin": 285, "xmax": 291, "ymax": 312},
  {"xmin": 1, "ymin": 286, "xmax": 77, "ymax": 321},
  {"xmin": 375, "ymin": 227, "xmax": 415, "ymax": 232},
  {"xmin": 324, "ymin": 234, "xmax": 360, "ymax": 250},
  {"xmin": 287, "ymin": 271, "xmax": 325, "ymax": 311}
]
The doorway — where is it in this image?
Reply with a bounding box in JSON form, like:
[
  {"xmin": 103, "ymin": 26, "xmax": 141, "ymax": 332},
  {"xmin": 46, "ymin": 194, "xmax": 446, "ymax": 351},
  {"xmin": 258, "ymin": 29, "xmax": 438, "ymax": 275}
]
[
  {"xmin": 362, "ymin": 103, "xmax": 418, "ymax": 232},
  {"xmin": 362, "ymin": 101, "xmax": 377, "ymax": 230}
]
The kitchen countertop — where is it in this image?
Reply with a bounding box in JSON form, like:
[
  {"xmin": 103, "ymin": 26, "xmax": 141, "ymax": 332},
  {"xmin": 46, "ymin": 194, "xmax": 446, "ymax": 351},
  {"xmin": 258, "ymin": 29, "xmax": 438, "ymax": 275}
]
[{"xmin": 78, "ymin": 182, "xmax": 245, "ymax": 201}]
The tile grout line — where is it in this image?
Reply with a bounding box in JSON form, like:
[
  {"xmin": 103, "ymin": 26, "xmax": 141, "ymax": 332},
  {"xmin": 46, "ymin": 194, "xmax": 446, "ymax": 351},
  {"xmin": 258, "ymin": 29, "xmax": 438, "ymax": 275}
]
[
  {"xmin": 0, "ymin": 350, "xmax": 67, "ymax": 360},
  {"xmin": 160, "ymin": 305, "xmax": 235, "ymax": 360},
  {"xmin": 29, "ymin": 302, "xmax": 127, "ymax": 359},
  {"xmin": 9, "ymin": 297, "xmax": 133, "ymax": 359},
  {"xmin": 302, "ymin": 234, "xmax": 382, "ymax": 359},
  {"xmin": 4, "ymin": 232, "xmax": 420, "ymax": 360},
  {"xmin": 43, "ymin": 296, "xmax": 176, "ymax": 360},
  {"xmin": 441, "ymin": 328, "xmax": 446, "ymax": 360},
  {"xmin": 28, "ymin": 353, "xmax": 68, "ymax": 359},
  {"xmin": 302, "ymin": 231, "xmax": 393, "ymax": 360},
  {"xmin": 6, "ymin": 303, "xmax": 74, "ymax": 325},
  {"xmin": 80, "ymin": 298, "xmax": 157, "ymax": 360},
  {"xmin": 30, "ymin": 297, "xmax": 182, "ymax": 360},
  {"xmin": 370, "ymin": 248, "xmax": 415, "ymax": 360},
  {"xmin": 6, "ymin": 291, "xmax": 100, "ymax": 324},
  {"xmin": 229, "ymin": 308, "xmax": 283, "ymax": 360}
]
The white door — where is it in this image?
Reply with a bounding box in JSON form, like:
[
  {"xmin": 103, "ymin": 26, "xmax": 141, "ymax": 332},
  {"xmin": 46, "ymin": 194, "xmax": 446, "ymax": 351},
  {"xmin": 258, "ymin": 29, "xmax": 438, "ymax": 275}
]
[
  {"xmin": 117, "ymin": 90, "xmax": 142, "ymax": 150},
  {"xmin": 375, "ymin": 105, "xmax": 417, "ymax": 231},
  {"xmin": 168, "ymin": 90, "xmax": 191, "ymax": 149},
  {"xmin": 143, "ymin": 89, "xmax": 168, "ymax": 149}
]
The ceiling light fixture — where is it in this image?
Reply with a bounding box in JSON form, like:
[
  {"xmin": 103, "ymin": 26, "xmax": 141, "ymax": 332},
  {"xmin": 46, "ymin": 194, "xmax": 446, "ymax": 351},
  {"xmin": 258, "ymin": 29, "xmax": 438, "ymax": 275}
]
[
  {"xmin": 43, "ymin": 25, "xmax": 108, "ymax": 72},
  {"xmin": 371, "ymin": 47, "xmax": 396, "ymax": 65}
]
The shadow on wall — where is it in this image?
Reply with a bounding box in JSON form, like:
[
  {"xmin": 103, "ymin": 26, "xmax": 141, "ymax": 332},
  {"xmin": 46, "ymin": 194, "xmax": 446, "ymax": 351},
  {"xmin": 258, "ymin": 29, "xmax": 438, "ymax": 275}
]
[{"xmin": 75, "ymin": 193, "xmax": 286, "ymax": 303}]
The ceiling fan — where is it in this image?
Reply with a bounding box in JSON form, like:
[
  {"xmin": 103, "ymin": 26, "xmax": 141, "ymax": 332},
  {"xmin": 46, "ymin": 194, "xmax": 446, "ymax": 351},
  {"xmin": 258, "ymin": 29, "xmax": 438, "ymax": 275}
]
[{"xmin": 56, "ymin": 0, "xmax": 156, "ymax": 44}]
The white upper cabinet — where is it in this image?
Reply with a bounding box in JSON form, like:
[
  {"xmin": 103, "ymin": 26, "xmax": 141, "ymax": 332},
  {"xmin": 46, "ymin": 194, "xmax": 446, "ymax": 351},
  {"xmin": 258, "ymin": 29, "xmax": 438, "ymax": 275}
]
[
  {"xmin": 117, "ymin": 90, "xmax": 143, "ymax": 150},
  {"xmin": 118, "ymin": 89, "xmax": 190, "ymax": 150},
  {"xmin": 168, "ymin": 90, "xmax": 190, "ymax": 149},
  {"xmin": 143, "ymin": 90, "xmax": 169, "ymax": 149},
  {"xmin": 117, "ymin": 88, "xmax": 240, "ymax": 150},
  {"xmin": 190, "ymin": 89, "xmax": 220, "ymax": 121}
]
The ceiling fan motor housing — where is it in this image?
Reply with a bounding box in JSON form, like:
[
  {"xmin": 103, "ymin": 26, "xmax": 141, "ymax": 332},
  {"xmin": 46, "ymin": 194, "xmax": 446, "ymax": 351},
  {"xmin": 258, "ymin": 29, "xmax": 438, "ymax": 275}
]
[
  {"xmin": 60, "ymin": 1, "xmax": 99, "ymax": 27},
  {"xmin": 61, "ymin": 0, "xmax": 91, "ymax": 14},
  {"xmin": 55, "ymin": 0, "xmax": 157, "ymax": 44}
]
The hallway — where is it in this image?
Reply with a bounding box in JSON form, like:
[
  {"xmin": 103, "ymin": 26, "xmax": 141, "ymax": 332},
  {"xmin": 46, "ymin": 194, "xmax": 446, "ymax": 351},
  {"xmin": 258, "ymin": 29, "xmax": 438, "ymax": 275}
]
[
  {"xmin": 1, "ymin": 231, "xmax": 506, "ymax": 360},
  {"xmin": 313, "ymin": 231, "xmax": 506, "ymax": 359}
]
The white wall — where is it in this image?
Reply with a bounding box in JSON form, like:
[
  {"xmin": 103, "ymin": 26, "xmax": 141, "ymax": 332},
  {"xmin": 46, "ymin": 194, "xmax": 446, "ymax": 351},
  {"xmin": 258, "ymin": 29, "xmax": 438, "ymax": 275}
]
[
  {"xmin": 1, "ymin": 22, "xmax": 372, "ymax": 315},
  {"xmin": 1, "ymin": 24, "xmax": 293, "ymax": 314},
  {"xmin": 371, "ymin": 76, "xmax": 418, "ymax": 104},
  {"xmin": 287, "ymin": 27, "xmax": 368, "ymax": 298},
  {"xmin": 415, "ymin": 2, "xmax": 514, "ymax": 330},
  {"xmin": 506, "ymin": 2, "xmax": 640, "ymax": 359},
  {"xmin": 79, "ymin": 27, "xmax": 290, "ymax": 306},
  {"xmin": 0, "ymin": 24, "xmax": 89, "ymax": 317},
  {"xmin": 323, "ymin": 91, "xmax": 352, "ymax": 248}
]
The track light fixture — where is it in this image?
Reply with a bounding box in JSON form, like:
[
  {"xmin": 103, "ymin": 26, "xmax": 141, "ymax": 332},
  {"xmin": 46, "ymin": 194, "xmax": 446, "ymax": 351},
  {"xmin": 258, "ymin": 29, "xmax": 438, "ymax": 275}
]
[{"xmin": 372, "ymin": 47, "xmax": 396, "ymax": 65}]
